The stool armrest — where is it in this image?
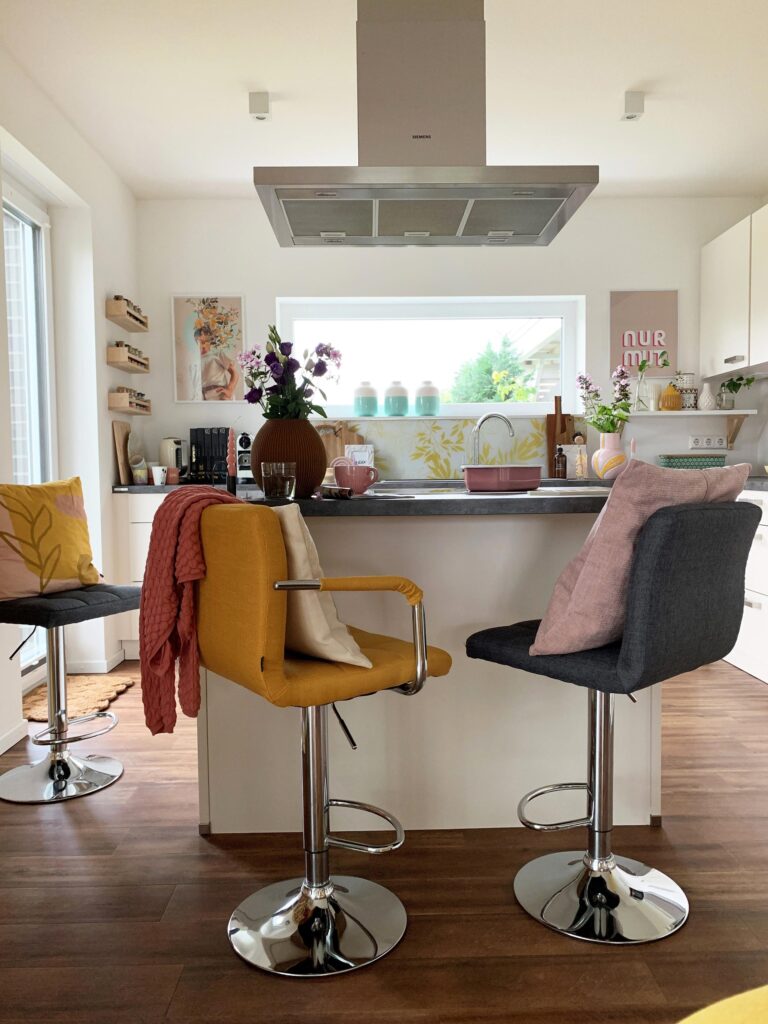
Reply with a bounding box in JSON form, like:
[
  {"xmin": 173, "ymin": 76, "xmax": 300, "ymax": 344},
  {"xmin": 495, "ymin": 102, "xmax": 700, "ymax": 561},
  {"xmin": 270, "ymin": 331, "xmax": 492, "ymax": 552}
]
[
  {"xmin": 273, "ymin": 576, "xmax": 429, "ymax": 693},
  {"xmin": 321, "ymin": 575, "xmax": 423, "ymax": 606}
]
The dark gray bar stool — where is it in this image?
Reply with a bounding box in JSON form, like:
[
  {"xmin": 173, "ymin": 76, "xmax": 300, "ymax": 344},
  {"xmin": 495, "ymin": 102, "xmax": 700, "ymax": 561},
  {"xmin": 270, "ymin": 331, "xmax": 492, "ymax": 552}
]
[
  {"xmin": 0, "ymin": 584, "xmax": 141, "ymax": 803},
  {"xmin": 466, "ymin": 502, "xmax": 759, "ymax": 944}
]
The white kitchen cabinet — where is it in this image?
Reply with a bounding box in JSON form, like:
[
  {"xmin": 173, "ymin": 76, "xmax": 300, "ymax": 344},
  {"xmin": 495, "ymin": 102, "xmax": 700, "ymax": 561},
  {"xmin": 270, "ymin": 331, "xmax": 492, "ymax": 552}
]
[
  {"xmin": 745, "ymin": 523, "xmax": 768, "ymax": 595},
  {"xmin": 749, "ymin": 203, "xmax": 768, "ymax": 367},
  {"xmin": 725, "ymin": 490, "xmax": 768, "ymax": 682},
  {"xmin": 725, "ymin": 589, "xmax": 768, "ymax": 682},
  {"xmin": 699, "ymin": 214, "xmax": 752, "ymax": 378},
  {"xmin": 113, "ymin": 492, "xmax": 165, "ymax": 657}
]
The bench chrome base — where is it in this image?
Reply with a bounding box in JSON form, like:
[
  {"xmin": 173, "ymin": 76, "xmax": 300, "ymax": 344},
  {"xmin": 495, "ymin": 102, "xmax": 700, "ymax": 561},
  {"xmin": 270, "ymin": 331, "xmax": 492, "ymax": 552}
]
[
  {"xmin": 514, "ymin": 850, "xmax": 689, "ymax": 944},
  {"xmin": 228, "ymin": 875, "xmax": 407, "ymax": 976},
  {"xmin": 0, "ymin": 752, "xmax": 123, "ymax": 804}
]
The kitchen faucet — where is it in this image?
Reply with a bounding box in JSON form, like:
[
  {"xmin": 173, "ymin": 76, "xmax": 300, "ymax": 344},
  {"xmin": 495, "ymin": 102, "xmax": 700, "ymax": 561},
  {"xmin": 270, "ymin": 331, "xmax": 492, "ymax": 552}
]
[{"xmin": 471, "ymin": 413, "xmax": 515, "ymax": 465}]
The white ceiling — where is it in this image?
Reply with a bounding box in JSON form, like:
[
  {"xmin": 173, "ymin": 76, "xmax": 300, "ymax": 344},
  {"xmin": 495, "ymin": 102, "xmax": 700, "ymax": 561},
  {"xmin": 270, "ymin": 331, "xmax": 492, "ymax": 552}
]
[{"xmin": 1, "ymin": 0, "xmax": 767, "ymax": 200}]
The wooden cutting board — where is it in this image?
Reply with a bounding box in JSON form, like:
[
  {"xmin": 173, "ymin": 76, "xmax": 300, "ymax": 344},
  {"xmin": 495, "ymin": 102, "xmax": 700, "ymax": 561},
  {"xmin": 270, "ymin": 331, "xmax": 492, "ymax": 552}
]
[
  {"xmin": 112, "ymin": 421, "xmax": 131, "ymax": 485},
  {"xmin": 316, "ymin": 421, "xmax": 366, "ymax": 464}
]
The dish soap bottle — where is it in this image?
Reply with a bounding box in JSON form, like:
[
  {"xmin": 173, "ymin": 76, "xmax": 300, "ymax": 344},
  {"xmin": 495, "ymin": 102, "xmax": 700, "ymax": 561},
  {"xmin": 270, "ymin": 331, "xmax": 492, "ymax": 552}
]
[{"xmin": 553, "ymin": 446, "xmax": 567, "ymax": 479}]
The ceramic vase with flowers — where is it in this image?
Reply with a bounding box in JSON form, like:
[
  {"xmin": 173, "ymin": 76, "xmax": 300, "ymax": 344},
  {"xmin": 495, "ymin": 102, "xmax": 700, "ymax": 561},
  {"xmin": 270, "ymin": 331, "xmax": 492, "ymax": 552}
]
[
  {"xmin": 238, "ymin": 326, "xmax": 342, "ymax": 498},
  {"xmin": 577, "ymin": 366, "xmax": 631, "ymax": 480}
]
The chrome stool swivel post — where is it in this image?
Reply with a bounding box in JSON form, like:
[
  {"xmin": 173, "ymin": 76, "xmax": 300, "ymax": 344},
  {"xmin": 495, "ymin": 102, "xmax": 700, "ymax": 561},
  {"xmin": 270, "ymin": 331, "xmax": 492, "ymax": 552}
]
[
  {"xmin": 227, "ymin": 704, "xmax": 407, "ymax": 976},
  {"xmin": 514, "ymin": 689, "xmax": 689, "ymax": 944},
  {"xmin": 0, "ymin": 627, "xmax": 123, "ymax": 804}
]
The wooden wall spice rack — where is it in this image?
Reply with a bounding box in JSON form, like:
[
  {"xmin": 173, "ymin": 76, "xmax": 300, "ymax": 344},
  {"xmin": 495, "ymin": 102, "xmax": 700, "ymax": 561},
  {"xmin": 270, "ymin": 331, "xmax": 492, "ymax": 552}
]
[
  {"xmin": 106, "ymin": 344, "xmax": 150, "ymax": 374},
  {"xmin": 105, "ymin": 297, "xmax": 149, "ymax": 333},
  {"xmin": 108, "ymin": 390, "xmax": 152, "ymax": 416}
]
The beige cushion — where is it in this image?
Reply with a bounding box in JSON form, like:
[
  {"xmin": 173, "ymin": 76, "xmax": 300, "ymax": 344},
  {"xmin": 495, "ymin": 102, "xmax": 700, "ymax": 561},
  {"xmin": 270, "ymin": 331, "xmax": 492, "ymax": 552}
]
[
  {"xmin": 530, "ymin": 459, "xmax": 751, "ymax": 656},
  {"xmin": 272, "ymin": 504, "xmax": 372, "ymax": 668}
]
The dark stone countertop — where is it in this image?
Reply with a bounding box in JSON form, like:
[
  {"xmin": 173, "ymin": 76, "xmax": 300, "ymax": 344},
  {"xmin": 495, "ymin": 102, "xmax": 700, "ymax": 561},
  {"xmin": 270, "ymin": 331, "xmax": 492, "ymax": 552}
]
[
  {"xmin": 292, "ymin": 494, "xmax": 608, "ymax": 516},
  {"xmin": 111, "ymin": 475, "xmax": 768, "ymax": 514},
  {"xmin": 112, "ymin": 478, "xmax": 610, "ymax": 515}
]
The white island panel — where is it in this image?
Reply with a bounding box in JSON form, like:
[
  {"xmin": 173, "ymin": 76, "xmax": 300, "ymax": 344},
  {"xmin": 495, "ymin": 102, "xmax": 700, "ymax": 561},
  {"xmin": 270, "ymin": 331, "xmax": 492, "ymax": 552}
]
[{"xmin": 201, "ymin": 513, "xmax": 661, "ymax": 834}]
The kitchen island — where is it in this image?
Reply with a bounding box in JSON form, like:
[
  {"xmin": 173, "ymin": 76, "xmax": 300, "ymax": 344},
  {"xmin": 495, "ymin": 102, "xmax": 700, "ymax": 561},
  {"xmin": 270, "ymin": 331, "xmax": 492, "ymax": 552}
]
[{"xmin": 195, "ymin": 482, "xmax": 662, "ymax": 837}]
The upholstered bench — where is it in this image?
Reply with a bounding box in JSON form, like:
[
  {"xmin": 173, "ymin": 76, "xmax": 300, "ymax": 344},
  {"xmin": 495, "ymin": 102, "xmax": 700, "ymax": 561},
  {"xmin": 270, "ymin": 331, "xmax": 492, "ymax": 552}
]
[{"xmin": 0, "ymin": 584, "xmax": 141, "ymax": 803}]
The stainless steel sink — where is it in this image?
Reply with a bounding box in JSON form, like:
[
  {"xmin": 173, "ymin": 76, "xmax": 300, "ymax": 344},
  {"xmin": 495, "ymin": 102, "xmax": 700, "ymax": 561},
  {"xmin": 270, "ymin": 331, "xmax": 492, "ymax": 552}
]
[{"xmin": 370, "ymin": 478, "xmax": 610, "ymax": 497}]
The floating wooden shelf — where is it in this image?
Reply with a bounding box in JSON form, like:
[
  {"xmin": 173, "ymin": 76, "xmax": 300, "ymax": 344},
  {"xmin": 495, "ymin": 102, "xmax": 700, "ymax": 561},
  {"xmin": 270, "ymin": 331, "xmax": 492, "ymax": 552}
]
[
  {"xmin": 105, "ymin": 298, "xmax": 149, "ymax": 333},
  {"xmin": 108, "ymin": 392, "xmax": 151, "ymax": 416},
  {"xmin": 106, "ymin": 345, "xmax": 150, "ymax": 374},
  {"xmin": 630, "ymin": 409, "xmax": 757, "ymax": 448},
  {"xmin": 630, "ymin": 410, "xmax": 758, "ymax": 417}
]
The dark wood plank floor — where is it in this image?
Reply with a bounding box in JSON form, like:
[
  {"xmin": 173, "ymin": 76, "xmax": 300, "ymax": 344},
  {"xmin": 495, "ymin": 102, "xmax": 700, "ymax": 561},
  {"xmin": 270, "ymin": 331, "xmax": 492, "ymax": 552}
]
[{"xmin": 0, "ymin": 660, "xmax": 766, "ymax": 1023}]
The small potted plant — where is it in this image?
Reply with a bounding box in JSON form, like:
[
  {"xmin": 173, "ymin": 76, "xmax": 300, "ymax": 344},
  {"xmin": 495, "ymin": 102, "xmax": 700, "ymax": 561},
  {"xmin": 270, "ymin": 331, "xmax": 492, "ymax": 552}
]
[
  {"xmin": 577, "ymin": 366, "xmax": 631, "ymax": 479},
  {"xmin": 238, "ymin": 326, "xmax": 342, "ymax": 497},
  {"xmin": 717, "ymin": 374, "xmax": 755, "ymax": 410}
]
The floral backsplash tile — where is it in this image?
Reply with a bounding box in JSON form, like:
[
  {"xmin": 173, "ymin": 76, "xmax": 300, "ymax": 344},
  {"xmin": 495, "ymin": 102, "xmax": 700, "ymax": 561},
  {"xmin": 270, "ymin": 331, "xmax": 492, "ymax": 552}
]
[{"xmin": 334, "ymin": 417, "xmax": 550, "ymax": 479}]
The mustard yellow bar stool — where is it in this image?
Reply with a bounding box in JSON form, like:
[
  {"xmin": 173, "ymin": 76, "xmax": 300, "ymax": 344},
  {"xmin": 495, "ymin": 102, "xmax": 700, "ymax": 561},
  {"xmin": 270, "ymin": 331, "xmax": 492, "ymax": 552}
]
[{"xmin": 196, "ymin": 505, "xmax": 452, "ymax": 976}]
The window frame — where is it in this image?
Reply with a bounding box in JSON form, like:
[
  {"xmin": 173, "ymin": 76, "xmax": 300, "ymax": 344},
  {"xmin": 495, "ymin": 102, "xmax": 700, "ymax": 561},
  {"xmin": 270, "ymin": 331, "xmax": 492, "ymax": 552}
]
[
  {"xmin": 2, "ymin": 176, "xmax": 57, "ymax": 681},
  {"xmin": 277, "ymin": 295, "xmax": 585, "ymax": 418},
  {"xmin": 2, "ymin": 176, "xmax": 57, "ymax": 482}
]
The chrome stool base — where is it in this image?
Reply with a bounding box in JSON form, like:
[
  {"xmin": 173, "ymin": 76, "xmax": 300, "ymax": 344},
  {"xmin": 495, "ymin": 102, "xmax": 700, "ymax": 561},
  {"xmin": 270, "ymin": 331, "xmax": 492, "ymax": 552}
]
[
  {"xmin": 228, "ymin": 874, "xmax": 407, "ymax": 976},
  {"xmin": 0, "ymin": 752, "xmax": 123, "ymax": 804},
  {"xmin": 514, "ymin": 850, "xmax": 689, "ymax": 944}
]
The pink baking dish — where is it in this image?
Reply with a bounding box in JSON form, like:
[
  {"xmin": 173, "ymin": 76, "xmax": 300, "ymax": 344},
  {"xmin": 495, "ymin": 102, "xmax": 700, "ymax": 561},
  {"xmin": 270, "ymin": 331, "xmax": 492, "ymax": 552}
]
[{"xmin": 462, "ymin": 465, "xmax": 542, "ymax": 492}]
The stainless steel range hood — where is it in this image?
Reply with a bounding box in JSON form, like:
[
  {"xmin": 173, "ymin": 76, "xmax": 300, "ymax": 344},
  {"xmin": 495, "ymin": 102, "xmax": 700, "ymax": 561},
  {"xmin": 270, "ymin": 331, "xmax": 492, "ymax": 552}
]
[{"xmin": 253, "ymin": 1, "xmax": 598, "ymax": 247}]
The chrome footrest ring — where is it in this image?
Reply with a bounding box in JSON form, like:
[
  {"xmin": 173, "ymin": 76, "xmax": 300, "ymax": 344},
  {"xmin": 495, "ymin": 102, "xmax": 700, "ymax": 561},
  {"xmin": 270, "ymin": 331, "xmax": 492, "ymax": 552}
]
[
  {"xmin": 32, "ymin": 710, "xmax": 118, "ymax": 748},
  {"xmin": 518, "ymin": 782, "xmax": 592, "ymax": 832},
  {"xmin": 327, "ymin": 798, "xmax": 405, "ymax": 854}
]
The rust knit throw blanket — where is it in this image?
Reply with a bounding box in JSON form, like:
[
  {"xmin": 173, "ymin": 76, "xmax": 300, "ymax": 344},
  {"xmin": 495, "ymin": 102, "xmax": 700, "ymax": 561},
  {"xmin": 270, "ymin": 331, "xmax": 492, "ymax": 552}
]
[{"xmin": 140, "ymin": 486, "xmax": 242, "ymax": 734}]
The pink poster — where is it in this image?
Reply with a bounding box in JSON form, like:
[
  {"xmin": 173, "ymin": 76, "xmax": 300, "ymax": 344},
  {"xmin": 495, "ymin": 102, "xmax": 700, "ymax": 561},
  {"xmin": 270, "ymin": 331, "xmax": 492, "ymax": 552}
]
[{"xmin": 610, "ymin": 290, "xmax": 678, "ymax": 376}]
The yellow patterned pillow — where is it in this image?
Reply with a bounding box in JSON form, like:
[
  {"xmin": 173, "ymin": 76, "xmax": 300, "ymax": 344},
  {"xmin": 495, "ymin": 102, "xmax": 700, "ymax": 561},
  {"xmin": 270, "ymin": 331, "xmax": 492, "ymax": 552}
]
[{"xmin": 0, "ymin": 477, "xmax": 100, "ymax": 600}]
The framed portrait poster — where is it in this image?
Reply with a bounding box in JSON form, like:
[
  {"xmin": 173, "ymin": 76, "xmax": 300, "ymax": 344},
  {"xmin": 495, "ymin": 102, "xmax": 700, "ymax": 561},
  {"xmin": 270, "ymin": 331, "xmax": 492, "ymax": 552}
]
[{"xmin": 172, "ymin": 296, "xmax": 245, "ymax": 402}]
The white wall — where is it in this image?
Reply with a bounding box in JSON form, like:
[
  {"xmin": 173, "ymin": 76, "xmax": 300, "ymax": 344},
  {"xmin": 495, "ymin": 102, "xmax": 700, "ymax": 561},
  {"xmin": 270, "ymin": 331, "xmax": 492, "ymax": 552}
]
[
  {"xmin": 0, "ymin": 45, "xmax": 138, "ymax": 673},
  {"xmin": 137, "ymin": 194, "xmax": 762, "ymax": 466}
]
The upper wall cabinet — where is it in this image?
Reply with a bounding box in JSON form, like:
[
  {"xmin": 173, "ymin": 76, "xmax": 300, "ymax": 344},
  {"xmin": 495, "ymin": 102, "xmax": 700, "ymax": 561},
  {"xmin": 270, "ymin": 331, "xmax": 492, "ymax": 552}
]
[
  {"xmin": 700, "ymin": 215, "xmax": 751, "ymax": 379},
  {"xmin": 750, "ymin": 204, "xmax": 768, "ymax": 367}
]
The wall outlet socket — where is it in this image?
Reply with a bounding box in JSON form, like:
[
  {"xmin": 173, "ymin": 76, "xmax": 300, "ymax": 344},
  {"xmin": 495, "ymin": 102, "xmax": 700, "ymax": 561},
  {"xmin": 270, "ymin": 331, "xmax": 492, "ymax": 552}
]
[{"xmin": 689, "ymin": 434, "xmax": 727, "ymax": 450}]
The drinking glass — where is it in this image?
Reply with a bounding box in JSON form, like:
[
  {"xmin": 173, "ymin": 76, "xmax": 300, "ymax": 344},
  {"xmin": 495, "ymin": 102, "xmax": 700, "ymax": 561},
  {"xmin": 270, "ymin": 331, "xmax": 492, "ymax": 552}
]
[{"xmin": 261, "ymin": 462, "xmax": 297, "ymax": 499}]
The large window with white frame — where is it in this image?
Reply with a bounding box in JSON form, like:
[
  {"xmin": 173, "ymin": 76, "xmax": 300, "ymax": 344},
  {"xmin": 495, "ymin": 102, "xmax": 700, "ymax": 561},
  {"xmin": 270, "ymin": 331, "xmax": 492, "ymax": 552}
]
[
  {"xmin": 277, "ymin": 297, "xmax": 584, "ymax": 418},
  {"xmin": 2, "ymin": 179, "xmax": 55, "ymax": 674}
]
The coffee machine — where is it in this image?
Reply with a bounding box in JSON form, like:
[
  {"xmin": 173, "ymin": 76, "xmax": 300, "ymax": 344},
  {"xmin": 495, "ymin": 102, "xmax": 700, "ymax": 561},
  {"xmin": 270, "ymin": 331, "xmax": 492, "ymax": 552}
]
[{"xmin": 237, "ymin": 432, "xmax": 253, "ymax": 480}]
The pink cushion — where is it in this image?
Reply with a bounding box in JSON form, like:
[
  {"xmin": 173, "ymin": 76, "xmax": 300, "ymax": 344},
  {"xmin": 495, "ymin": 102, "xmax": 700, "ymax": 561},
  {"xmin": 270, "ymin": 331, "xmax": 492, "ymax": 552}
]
[{"xmin": 530, "ymin": 459, "xmax": 751, "ymax": 656}]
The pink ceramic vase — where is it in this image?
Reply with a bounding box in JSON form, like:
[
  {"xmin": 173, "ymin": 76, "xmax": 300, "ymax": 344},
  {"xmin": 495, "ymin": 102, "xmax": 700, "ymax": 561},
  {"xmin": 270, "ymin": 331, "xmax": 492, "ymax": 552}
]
[{"xmin": 591, "ymin": 432, "xmax": 628, "ymax": 480}]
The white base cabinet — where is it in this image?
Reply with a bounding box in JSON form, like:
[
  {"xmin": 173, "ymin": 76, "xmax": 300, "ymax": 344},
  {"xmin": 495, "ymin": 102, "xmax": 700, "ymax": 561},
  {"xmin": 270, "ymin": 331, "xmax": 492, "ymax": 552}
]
[
  {"xmin": 112, "ymin": 493, "xmax": 165, "ymax": 657},
  {"xmin": 725, "ymin": 490, "xmax": 768, "ymax": 682}
]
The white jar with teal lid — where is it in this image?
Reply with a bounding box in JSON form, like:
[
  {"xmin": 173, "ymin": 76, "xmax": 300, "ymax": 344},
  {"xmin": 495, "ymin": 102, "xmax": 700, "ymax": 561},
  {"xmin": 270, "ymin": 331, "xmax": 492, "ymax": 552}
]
[
  {"xmin": 384, "ymin": 381, "xmax": 408, "ymax": 416},
  {"xmin": 415, "ymin": 380, "xmax": 440, "ymax": 416},
  {"xmin": 353, "ymin": 381, "xmax": 378, "ymax": 417}
]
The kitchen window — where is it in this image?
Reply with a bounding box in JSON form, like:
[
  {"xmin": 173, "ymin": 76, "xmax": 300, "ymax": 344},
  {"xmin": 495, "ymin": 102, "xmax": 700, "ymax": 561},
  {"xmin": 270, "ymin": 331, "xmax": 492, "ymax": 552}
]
[
  {"xmin": 277, "ymin": 297, "xmax": 583, "ymax": 417},
  {"xmin": 3, "ymin": 179, "xmax": 55, "ymax": 674}
]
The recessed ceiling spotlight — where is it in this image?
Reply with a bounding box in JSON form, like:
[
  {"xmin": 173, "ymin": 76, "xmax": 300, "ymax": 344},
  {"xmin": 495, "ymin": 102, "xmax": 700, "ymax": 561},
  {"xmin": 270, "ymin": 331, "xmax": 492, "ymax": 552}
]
[
  {"xmin": 622, "ymin": 91, "xmax": 644, "ymax": 121},
  {"xmin": 249, "ymin": 92, "xmax": 271, "ymax": 121}
]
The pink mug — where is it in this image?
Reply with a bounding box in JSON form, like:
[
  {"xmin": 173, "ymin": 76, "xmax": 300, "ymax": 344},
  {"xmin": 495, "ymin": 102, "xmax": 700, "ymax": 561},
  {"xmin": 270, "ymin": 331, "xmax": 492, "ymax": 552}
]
[{"xmin": 333, "ymin": 464, "xmax": 379, "ymax": 494}]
